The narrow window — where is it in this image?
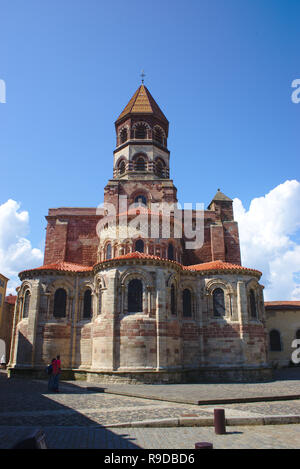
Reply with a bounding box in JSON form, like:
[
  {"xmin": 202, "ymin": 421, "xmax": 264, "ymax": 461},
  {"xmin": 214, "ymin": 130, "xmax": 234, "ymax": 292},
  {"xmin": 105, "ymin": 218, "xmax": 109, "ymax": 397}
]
[
  {"xmin": 250, "ymin": 289, "xmax": 257, "ymax": 318},
  {"xmin": 183, "ymin": 289, "xmax": 192, "ymax": 317},
  {"xmin": 128, "ymin": 279, "xmax": 143, "ymax": 312},
  {"xmin": 270, "ymin": 330, "xmax": 282, "ymax": 351},
  {"xmin": 23, "ymin": 290, "xmax": 30, "ymax": 318},
  {"xmin": 168, "ymin": 243, "xmax": 174, "ymax": 260},
  {"xmin": 120, "ymin": 128, "xmax": 128, "ymax": 144},
  {"xmin": 296, "ymin": 329, "xmax": 300, "ymax": 340},
  {"xmin": 171, "ymin": 284, "xmax": 176, "ymax": 315},
  {"xmin": 156, "ymin": 159, "xmax": 166, "ymax": 178},
  {"xmin": 54, "ymin": 288, "xmax": 67, "ymax": 318},
  {"xmin": 135, "ymin": 124, "xmax": 146, "ymax": 139},
  {"xmin": 119, "ymin": 160, "xmax": 126, "ymax": 175},
  {"xmin": 83, "ymin": 289, "xmax": 92, "ymax": 319},
  {"xmin": 153, "ymin": 127, "xmax": 163, "ymax": 144},
  {"xmin": 135, "ymin": 157, "xmax": 146, "ymax": 171},
  {"xmin": 106, "ymin": 243, "xmax": 112, "ymax": 260},
  {"xmin": 213, "ymin": 288, "xmax": 225, "ymax": 317},
  {"xmin": 135, "ymin": 239, "xmax": 144, "ymax": 253}
]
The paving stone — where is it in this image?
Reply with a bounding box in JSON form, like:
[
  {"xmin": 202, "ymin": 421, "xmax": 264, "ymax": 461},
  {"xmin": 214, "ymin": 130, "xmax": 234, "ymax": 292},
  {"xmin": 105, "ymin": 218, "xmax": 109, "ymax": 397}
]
[{"xmin": 2, "ymin": 369, "xmax": 300, "ymax": 449}]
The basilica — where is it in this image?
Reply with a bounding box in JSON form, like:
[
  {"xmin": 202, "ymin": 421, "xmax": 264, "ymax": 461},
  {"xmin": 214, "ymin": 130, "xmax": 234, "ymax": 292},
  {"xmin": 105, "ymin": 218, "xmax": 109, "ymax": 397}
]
[{"xmin": 8, "ymin": 84, "xmax": 271, "ymax": 383}]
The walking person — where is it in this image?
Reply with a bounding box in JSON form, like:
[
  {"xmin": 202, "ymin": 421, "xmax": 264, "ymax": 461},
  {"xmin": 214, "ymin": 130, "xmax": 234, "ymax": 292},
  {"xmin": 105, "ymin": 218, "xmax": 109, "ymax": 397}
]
[
  {"xmin": 53, "ymin": 355, "xmax": 61, "ymax": 392},
  {"xmin": 47, "ymin": 358, "xmax": 56, "ymax": 391}
]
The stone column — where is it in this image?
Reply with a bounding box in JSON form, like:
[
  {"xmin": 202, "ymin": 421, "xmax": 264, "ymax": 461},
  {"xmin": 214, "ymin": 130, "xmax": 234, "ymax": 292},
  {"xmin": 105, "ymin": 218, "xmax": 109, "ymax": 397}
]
[
  {"xmin": 197, "ymin": 280, "xmax": 204, "ymax": 366},
  {"xmin": 156, "ymin": 270, "xmax": 167, "ymax": 370},
  {"xmin": 237, "ymin": 280, "xmax": 249, "ymax": 363},
  {"xmin": 28, "ymin": 279, "xmax": 41, "ymax": 367},
  {"xmin": 71, "ymin": 277, "xmax": 79, "ymax": 368},
  {"xmin": 8, "ymin": 296, "xmax": 21, "ymax": 368}
]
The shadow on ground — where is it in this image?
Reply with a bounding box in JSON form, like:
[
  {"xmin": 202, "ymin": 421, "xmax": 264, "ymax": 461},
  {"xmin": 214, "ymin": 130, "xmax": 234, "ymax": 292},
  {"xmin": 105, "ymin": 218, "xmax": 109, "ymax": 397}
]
[
  {"xmin": 274, "ymin": 367, "xmax": 300, "ymax": 381},
  {"xmin": 0, "ymin": 372, "xmax": 141, "ymax": 449}
]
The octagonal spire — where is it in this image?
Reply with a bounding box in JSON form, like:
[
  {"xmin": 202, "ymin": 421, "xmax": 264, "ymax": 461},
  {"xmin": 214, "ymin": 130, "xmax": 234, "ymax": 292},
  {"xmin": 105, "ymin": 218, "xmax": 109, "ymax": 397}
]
[{"xmin": 116, "ymin": 84, "xmax": 168, "ymax": 124}]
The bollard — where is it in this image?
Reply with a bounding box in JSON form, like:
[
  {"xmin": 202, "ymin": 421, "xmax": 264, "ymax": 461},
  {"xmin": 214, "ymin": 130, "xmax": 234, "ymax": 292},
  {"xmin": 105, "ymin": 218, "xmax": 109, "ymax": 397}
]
[
  {"xmin": 214, "ymin": 408, "xmax": 226, "ymax": 435},
  {"xmin": 195, "ymin": 442, "xmax": 213, "ymax": 449},
  {"xmin": 12, "ymin": 429, "xmax": 47, "ymax": 449}
]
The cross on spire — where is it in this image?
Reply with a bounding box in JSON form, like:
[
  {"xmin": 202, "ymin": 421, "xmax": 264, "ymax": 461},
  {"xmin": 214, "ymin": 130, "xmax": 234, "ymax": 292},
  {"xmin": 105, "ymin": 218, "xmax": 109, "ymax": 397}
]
[{"xmin": 140, "ymin": 70, "xmax": 146, "ymax": 84}]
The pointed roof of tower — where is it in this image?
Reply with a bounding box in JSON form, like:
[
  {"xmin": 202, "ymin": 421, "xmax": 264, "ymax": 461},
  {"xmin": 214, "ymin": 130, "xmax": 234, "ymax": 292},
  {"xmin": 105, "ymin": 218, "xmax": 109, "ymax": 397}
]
[
  {"xmin": 116, "ymin": 85, "xmax": 168, "ymax": 124},
  {"xmin": 208, "ymin": 189, "xmax": 233, "ymax": 209}
]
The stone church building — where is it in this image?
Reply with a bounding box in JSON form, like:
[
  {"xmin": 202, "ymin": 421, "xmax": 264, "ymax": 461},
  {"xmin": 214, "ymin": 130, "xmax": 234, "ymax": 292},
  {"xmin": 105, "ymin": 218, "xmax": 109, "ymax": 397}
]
[{"xmin": 8, "ymin": 84, "xmax": 271, "ymax": 383}]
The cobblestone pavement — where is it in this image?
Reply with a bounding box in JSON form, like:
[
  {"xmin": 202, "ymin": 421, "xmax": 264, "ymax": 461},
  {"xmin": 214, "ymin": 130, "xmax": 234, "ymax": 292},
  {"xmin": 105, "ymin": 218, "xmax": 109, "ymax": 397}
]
[
  {"xmin": 1, "ymin": 424, "xmax": 300, "ymax": 449},
  {"xmin": 2, "ymin": 372, "xmax": 300, "ymax": 427},
  {"xmin": 2, "ymin": 370, "xmax": 300, "ymax": 448},
  {"xmin": 76, "ymin": 368, "xmax": 300, "ymax": 404}
]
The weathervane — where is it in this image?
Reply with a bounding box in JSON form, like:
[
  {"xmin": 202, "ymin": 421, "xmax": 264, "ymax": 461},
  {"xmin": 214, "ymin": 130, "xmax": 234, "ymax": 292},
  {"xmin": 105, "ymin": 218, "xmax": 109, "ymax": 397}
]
[{"xmin": 140, "ymin": 69, "xmax": 146, "ymax": 84}]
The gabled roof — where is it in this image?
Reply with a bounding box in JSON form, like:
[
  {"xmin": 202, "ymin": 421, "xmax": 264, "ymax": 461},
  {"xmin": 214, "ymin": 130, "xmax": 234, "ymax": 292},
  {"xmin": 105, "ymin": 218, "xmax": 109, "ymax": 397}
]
[{"xmin": 116, "ymin": 85, "xmax": 168, "ymax": 124}]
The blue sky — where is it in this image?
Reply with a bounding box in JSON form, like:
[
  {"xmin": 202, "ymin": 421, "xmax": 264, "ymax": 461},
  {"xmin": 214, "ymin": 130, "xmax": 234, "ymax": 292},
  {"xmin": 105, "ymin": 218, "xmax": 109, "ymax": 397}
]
[{"xmin": 0, "ymin": 0, "xmax": 299, "ymax": 298}]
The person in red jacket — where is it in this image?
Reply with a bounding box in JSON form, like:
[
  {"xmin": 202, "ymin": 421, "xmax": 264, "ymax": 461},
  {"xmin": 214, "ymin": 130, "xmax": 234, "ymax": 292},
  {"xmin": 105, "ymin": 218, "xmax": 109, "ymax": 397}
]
[{"xmin": 53, "ymin": 355, "xmax": 61, "ymax": 392}]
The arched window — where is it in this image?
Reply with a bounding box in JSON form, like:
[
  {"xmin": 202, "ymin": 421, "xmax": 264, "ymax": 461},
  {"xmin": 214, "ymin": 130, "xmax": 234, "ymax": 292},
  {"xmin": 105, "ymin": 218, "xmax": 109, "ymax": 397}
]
[
  {"xmin": 120, "ymin": 128, "xmax": 128, "ymax": 144},
  {"xmin": 153, "ymin": 127, "xmax": 164, "ymax": 144},
  {"xmin": 118, "ymin": 160, "xmax": 126, "ymax": 175},
  {"xmin": 135, "ymin": 239, "xmax": 144, "ymax": 253},
  {"xmin": 134, "ymin": 194, "xmax": 147, "ymax": 206},
  {"xmin": 106, "ymin": 243, "xmax": 112, "ymax": 260},
  {"xmin": 135, "ymin": 124, "xmax": 147, "ymax": 139},
  {"xmin": 83, "ymin": 289, "xmax": 92, "ymax": 319},
  {"xmin": 213, "ymin": 288, "xmax": 225, "ymax": 317},
  {"xmin": 171, "ymin": 284, "xmax": 176, "ymax": 315},
  {"xmin": 155, "ymin": 159, "xmax": 166, "ymax": 178},
  {"xmin": 168, "ymin": 243, "xmax": 174, "ymax": 260},
  {"xmin": 23, "ymin": 290, "xmax": 30, "ymax": 318},
  {"xmin": 249, "ymin": 289, "xmax": 257, "ymax": 318},
  {"xmin": 183, "ymin": 289, "xmax": 192, "ymax": 317},
  {"xmin": 270, "ymin": 330, "xmax": 282, "ymax": 351},
  {"xmin": 54, "ymin": 288, "xmax": 67, "ymax": 318},
  {"xmin": 135, "ymin": 157, "xmax": 146, "ymax": 171},
  {"xmin": 128, "ymin": 279, "xmax": 143, "ymax": 313}
]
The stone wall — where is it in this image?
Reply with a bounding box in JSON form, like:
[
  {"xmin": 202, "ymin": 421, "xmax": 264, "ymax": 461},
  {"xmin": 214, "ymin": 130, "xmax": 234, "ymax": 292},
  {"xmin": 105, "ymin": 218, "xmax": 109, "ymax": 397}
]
[{"xmin": 9, "ymin": 262, "xmax": 268, "ymax": 383}]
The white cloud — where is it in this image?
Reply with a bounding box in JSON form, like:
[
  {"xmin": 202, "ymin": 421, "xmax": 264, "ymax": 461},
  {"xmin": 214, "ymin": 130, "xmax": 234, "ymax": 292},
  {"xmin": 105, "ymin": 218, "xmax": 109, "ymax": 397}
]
[
  {"xmin": 233, "ymin": 180, "xmax": 300, "ymax": 301},
  {"xmin": 0, "ymin": 199, "xmax": 43, "ymax": 294}
]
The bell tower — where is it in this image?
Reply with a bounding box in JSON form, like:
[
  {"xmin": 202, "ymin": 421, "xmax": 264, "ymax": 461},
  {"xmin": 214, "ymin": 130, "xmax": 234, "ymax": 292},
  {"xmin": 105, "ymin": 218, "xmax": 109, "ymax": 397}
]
[{"xmin": 104, "ymin": 83, "xmax": 178, "ymax": 210}]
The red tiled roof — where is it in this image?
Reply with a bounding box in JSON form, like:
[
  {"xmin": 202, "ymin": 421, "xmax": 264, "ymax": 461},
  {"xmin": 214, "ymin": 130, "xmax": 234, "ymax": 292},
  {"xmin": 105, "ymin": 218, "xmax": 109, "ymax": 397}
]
[
  {"xmin": 19, "ymin": 261, "xmax": 93, "ymax": 276},
  {"xmin": 19, "ymin": 257, "xmax": 261, "ymax": 278},
  {"xmin": 101, "ymin": 255, "xmax": 260, "ymax": 275},
  {"xmin": 183, "ymin": 260, "xmax": 261, "ymax": 275},
  {"xmin": 113, "ymin": 252, "xmax": 161, "ymax": 260},
  {"xmin": 5, "ymin": 294, "xmax": 17, "ymax": 305}
]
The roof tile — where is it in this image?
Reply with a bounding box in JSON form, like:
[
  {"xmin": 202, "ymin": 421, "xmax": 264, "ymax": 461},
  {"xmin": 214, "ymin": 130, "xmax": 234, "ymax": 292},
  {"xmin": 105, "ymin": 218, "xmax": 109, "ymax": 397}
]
[{"xmin": 116, "ymin": 85, "xmax": 168, "ymax": 123}]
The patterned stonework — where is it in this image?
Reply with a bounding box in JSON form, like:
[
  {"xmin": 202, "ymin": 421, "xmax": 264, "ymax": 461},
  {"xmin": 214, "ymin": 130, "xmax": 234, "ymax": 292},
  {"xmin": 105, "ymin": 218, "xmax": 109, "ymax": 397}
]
[{"xmin": 8, "ymin": 85, "xmax": 271, "ymax": 383}]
